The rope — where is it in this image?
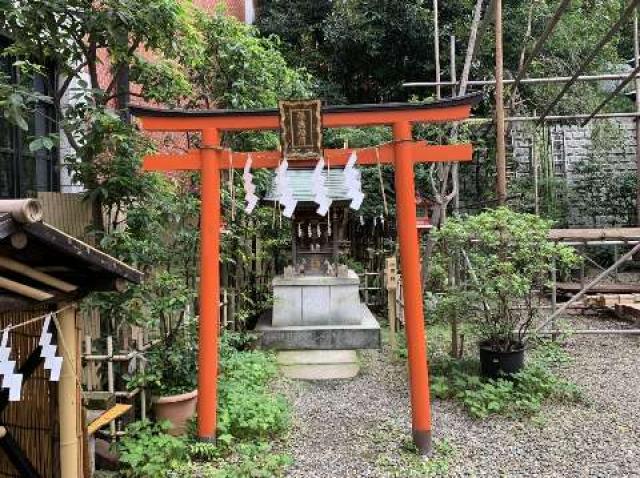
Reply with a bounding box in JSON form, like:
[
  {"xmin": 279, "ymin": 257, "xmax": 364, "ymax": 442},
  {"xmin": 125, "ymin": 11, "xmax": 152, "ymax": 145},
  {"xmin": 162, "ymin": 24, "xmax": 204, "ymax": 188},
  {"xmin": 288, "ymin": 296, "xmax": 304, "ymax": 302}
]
[{"xmin": 0, "ymin": 304, "xmax": 74, "ymax": 334}]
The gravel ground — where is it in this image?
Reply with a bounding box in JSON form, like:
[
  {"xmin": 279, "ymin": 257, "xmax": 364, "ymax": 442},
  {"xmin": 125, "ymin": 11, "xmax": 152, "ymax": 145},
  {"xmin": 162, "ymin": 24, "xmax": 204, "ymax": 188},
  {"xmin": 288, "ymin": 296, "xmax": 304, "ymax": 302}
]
[{"xmin": 278, "ymin": 315, "xmax": 640, "ymax": 478}]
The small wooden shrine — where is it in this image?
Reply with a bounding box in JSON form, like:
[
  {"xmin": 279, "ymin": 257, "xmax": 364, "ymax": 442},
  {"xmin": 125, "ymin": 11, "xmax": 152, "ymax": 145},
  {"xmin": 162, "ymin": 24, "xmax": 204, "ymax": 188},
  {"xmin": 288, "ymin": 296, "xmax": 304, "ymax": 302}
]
[
  {"xmin": 264, "ymin": 168, "xmax": 351, "ymax": 275},
  {"xmin": 0, "ymin": 199, "xmax": 142, "ymax": 478}
]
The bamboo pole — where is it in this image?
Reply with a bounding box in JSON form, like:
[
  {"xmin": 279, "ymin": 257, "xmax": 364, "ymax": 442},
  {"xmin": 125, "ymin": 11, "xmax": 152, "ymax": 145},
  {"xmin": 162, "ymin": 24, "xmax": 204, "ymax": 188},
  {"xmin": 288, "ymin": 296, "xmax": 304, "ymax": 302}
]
[
  {"xmin": 0, "ymin": 275, "xmax": 54, "ymax": 301},
  {"xmin": 59, "ymin": 305, "xmax": 81, "ymax": 478},
  {"xmin": 0, "ymin": 199, "xmax": 43, "ymax": 223},
  {"xmin": 495, "ymin": 0, "xmax": 507, "ymax": 204},
  {"xmin": 0, "ymin": 257, "xmax": 77, "ymax": 292}
]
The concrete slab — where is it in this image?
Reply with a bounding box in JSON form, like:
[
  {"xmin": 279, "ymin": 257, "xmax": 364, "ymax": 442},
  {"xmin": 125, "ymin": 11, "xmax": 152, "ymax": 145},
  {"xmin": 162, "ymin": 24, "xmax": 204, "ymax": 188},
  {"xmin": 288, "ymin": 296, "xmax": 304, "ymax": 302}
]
[
  {"xmin": 280, "ymin": 363, "xmax": 360, "ymax": 380},
  {"xmin": 256, "ymin": 304, "xmax": 381, "ymax": 350},
  {"xmin": 276, "ymin": 350, "xmax": 358, "ymax": 365}
]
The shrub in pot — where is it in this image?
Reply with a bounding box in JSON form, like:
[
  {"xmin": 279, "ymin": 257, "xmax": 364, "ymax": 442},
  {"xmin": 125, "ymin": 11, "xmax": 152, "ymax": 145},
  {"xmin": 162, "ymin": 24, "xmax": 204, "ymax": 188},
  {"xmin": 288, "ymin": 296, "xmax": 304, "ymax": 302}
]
[
  {"xmin": 433, "ymin": 207, "xmax": 577, "ymax": 378},
  {"xmin": 126, "ymin": 274, "xmax": 198, "ymax": 435}
]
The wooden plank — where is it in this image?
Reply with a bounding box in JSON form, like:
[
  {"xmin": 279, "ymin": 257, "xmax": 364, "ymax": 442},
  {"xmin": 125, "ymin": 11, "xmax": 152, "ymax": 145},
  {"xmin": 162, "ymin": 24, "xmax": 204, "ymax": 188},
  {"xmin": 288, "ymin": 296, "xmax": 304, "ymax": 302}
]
[
  {"xmin": 614, "ymin": 303, "xmax": 640, "ymax": 322},
  {"xmin": 548, "ymin": 228, "xmax": 640, "ymax": 241},
  {"xmin": 87, "ymin": 404, "xmax": 131, "ymax": 436},
  {"xmin": 555, "ymin": 282, "xmax": 640, "ymax": 294}
]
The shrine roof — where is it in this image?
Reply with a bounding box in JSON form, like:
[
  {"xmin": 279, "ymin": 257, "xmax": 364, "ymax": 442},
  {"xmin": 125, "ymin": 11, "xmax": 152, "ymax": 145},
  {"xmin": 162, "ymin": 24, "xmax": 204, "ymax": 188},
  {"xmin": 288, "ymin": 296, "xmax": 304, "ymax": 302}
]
[
  {"xmin": 0, "ymin": 210, "xmax": 142, "ymax": 312},
  {"xmin": 263, "ymin": 168, "xmax": 351, "ymax": 204}
]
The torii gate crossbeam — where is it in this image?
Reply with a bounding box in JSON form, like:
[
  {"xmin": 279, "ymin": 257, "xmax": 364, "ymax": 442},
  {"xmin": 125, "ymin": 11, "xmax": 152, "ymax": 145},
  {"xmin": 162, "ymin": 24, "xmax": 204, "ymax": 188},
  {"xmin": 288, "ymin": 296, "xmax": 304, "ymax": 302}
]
[{"xmin": 131, "ymin": 94, "xmax": 481, "ymax": 455}]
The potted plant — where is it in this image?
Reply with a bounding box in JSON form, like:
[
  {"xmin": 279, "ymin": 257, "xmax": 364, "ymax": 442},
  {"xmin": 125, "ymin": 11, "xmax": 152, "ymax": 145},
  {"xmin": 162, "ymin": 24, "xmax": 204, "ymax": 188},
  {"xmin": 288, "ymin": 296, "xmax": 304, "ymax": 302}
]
[
  {"xmin": 126, "ymin": 273, "xmax": 198, "ymax": 435},
  {"xmin": 433, "ymin": 207, "xmax": 577, "ymax": 378}
]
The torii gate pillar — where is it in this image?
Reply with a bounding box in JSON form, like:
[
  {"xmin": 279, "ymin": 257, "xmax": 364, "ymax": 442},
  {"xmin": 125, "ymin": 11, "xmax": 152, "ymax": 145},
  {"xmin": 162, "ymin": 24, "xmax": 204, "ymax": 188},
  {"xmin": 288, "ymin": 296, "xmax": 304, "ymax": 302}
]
[
  {"xmin": 198, "ymin": 129, "xmax": 222, "ymax": 440},
  {"xmin": 393, "ymin": 121, "xmax": 432, "ymax": 452}
]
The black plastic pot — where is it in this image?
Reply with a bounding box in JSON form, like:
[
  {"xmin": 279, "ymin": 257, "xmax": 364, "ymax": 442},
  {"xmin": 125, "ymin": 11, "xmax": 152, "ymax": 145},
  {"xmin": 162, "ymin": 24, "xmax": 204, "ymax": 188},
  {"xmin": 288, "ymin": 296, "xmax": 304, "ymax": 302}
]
[{"xmin": 479, "ymin": 342, "xmax": 525, "ymax": 379}]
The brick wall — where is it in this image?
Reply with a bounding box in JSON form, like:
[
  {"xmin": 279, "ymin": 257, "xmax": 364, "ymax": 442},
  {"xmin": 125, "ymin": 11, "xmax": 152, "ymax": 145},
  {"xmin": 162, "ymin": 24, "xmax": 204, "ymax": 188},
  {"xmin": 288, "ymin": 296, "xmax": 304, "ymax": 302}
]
[{"xmin": 196, "ymin": 0, "xmax": 247, "ymax": 21}]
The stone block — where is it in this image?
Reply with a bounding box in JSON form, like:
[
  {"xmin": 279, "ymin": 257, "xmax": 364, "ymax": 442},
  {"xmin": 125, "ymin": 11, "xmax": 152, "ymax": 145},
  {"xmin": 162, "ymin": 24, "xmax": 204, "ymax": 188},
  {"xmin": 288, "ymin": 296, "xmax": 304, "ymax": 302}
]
[
  {"xmin": 256, "ymin": 304, "xmax": 381, "ymax": 350},
  {"xmin": 272, "ymin": 271, "xmax": 362, "ymax": 327},
  {"xmin": 280, "ymin": 363, "xmax": 360, "ymax": 380}
]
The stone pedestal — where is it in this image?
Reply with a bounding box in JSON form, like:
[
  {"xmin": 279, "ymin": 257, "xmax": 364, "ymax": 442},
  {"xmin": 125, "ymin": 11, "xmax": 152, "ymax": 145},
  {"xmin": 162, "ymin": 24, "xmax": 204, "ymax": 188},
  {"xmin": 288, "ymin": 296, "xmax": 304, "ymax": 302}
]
[
  {"xmin": 256, "ymin": 269, "xmax": 380, "ymax": 379},
  {"xmin": 272, "ymin": 271, "xmax": 361, "ymax": 326}
]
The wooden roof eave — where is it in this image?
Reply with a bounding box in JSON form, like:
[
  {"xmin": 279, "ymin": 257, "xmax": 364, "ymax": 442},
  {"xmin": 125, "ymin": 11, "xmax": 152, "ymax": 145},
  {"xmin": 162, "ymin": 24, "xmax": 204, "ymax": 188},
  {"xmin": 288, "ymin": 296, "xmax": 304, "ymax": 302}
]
[{"xmin": 22, "ymin": 221, "xmax": 143, "ymax": 284}]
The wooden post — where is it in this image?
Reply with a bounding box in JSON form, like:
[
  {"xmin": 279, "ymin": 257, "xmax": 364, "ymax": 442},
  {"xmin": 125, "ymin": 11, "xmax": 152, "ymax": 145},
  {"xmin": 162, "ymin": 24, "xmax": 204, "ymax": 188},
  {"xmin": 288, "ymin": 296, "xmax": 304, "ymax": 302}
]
[
  {"xmin": 385, "ymin": 257, "xmax": 398, "ymax": 351},
  {"xmin": 198, "ymin": 129, "xmax": 222, "ymax": 441},
  {"xmin": 106, "ymin": 336, "xmax": 116, "ymax": 439},
  {"xmin": 495, "ymin": 0, "xmax": 507, "ymax": 204},
  {"xmin": 59, "ymin": 305, "xmax": 81, "ymax": 478},
  {"xmin": 393, "ymin": 121, "xmax": 432, "ymax": 456},
  {"xmin": 635, "ymin": 9, "xmax": 640, "ymax": 225}
]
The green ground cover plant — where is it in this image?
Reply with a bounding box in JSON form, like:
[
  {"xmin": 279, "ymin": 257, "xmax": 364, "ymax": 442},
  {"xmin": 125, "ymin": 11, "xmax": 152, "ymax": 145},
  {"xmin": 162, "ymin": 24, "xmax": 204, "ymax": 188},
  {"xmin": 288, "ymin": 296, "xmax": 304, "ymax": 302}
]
[
  {"xmin": 429, "ymin": 340, "xmax": 582, "ymax": 419},
  {"xmin": 116, "ymin": 333, "xmax": 291, "ymax": 478}
]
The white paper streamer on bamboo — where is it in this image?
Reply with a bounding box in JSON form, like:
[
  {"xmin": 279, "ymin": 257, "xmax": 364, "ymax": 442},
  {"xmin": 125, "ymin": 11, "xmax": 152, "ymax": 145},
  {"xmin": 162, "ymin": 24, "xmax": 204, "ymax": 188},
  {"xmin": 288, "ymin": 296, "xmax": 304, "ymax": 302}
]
[
  {"xmin": 343, "ymin": 151, "xmax": 365, "ymax": 210},
  {"xmin": 311, "ymin": 158, "xmax": 332, "ymax": 216},
  {"xmin": 275, "ymin": 160, "xmax": 297, "ymax": 218},
  {"xmin": 242, "ymin": 155, "xmax": 259, "ymax": 214},
  {"xmin": 39, "ymin": 314, "xmax": 63, "ymax": 382},
  {"xmin": 0, "ymin": 328, "xmax": 22, "ymax": 401}
]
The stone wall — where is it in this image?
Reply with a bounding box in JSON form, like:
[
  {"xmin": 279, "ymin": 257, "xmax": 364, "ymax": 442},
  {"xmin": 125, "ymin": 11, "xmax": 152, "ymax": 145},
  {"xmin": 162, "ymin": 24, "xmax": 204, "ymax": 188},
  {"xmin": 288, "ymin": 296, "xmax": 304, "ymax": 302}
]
[{"xmin": 508, "ymin": 118, "xmax": 638, "ymax": 226}]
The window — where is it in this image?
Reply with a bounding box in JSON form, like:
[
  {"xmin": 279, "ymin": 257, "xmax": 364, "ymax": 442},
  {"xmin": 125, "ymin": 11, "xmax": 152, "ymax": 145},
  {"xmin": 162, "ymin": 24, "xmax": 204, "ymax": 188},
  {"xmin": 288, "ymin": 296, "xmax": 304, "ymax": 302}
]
[
  {"xmin": 550, "ymin": 131, "xmax": 566, "ymax": 178},
  {"xmin": 0, "ymin": 36, "xmax": 59, "ymax": 198}
]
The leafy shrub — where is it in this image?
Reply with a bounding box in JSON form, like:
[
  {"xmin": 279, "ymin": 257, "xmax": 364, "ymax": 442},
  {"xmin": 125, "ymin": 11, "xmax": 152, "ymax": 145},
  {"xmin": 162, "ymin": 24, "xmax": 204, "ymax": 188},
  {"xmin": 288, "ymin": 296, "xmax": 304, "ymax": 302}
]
[
  {"xmin": 117, "ymin": 420, "xmax": 187, "ymax": 478},
  {"xmin": 432, "ymin": 207, "xmax": 579, "ymax": 351}
]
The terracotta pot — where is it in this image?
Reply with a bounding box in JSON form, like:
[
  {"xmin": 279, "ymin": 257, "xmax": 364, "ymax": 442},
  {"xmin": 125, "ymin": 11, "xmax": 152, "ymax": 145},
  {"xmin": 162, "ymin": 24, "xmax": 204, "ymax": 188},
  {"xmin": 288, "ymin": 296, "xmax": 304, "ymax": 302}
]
[{"xmin": 152, "ymin": 389, "xmax": 197, "ymax": 436}]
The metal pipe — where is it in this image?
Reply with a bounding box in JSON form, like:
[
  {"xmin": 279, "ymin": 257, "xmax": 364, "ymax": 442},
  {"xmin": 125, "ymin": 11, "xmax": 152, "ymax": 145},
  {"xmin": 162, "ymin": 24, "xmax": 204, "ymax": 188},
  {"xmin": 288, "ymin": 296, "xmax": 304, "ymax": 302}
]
[
  {"xmin": 433, "ymin": 0, "xmax": 441, "ymax": 100},
  {"xmin": 536, "ymin": 242, "xmax": 640, "ymax": 332},
  {"xmin": 510, "ymin": 0, "xmax": 572, "ymax": 95},
  {"xmin": 538, "ymin": 0, "xmax": 640, "ymax": 123},
  {"xmin": 538, "ymin": 329, "xmax": 640, "ymax": 335},
  {"xmin": 464, "ymin": 112, "xmax": 640, "ymax": 124},
  {"xmin": 635, "ymin": 10, "xmax": 640, "ymax": 225},
  {"xmin": 403, "ymin": 73, "xmax": 639, "ymax": 88},
  {"xmin": 581, "ymin": 62, "xmax": 640, "ymax": 126}
]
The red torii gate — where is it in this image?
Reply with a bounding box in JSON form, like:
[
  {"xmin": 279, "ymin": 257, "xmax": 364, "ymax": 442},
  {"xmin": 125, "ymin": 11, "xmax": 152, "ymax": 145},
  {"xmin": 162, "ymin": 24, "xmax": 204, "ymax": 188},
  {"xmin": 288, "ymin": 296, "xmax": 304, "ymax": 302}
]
[{"xmin": 131, "ymin": 94, "xmax": 480, "ymax": 455}]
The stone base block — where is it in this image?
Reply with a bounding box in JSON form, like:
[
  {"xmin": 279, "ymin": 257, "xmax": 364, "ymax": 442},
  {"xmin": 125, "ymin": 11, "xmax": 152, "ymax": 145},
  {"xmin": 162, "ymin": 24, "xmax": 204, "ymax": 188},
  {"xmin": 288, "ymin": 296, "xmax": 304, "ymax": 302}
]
[
  {"xmin": 277, "ymin": 350, "xmax": 359, "ymax": 380},
  {"xmin": 255, "ymin": 304, "xmax": 380, "ymax": 351}
]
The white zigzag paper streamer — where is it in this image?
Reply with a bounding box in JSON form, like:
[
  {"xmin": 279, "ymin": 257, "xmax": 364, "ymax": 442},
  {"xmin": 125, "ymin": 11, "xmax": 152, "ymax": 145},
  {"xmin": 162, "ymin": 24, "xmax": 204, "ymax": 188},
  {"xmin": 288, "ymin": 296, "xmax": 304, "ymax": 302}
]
[
  {"xmin": 0, "ymin": 328, "xmax": 23, "ymax": 401},
  {"xmin": 275, "ymin": 160, "xmax": 297, "ymax": 218},
  {"xmin": 343, "ymin": 151, "xmax": 365, "ymax": 210},
  {"xmin": 242, "ymin": 155, "xmax": 259, "ymax": 214},
  {"xmin": 39, "ymin": 314, "xmax": 63, "ymax": 382},
  {"xmin": 311, "ymin": 158, "xmax": 332, "ymax": 216}
]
